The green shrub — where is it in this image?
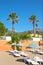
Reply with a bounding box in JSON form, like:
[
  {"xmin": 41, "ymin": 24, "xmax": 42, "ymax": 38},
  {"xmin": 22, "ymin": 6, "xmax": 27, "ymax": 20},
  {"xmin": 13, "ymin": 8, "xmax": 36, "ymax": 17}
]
[{"xmin": 16, "ymin": 46, "xmax": 21, "ymax": 51}]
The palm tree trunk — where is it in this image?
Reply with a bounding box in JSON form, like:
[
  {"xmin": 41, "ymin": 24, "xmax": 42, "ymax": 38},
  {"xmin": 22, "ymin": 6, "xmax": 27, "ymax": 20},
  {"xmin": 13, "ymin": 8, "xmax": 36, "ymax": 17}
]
[
  {"xmin": 33, "ymin": 21, "xmax": 35, "ymax": 36},
  {"xmin": 36, "ymin": 23, "xmax": 38, "ymax": 33},
  {"xmin": 12, "ymin": 21, "xmax": 14, "ymax": 36},
  {"xmin": 33, "ymin": 21, "xmax": 34, "ymax": 33}
]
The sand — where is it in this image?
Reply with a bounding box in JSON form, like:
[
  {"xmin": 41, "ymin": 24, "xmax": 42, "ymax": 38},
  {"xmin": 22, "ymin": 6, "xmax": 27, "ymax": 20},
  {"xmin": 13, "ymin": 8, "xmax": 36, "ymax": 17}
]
[
  {"xmin": 0, "ymin": 40, "xmax": 43, "ymax": 65},
  {"xmin": 0, "ymin": 40, "xmax": 43, "ymax": 51},
  {"xmin": 0, "ymin": 51, "xmax": 43, "ymax": 65},
  {"xmin": 0, "ymin": 40, "xmax": 12, "ymax": 51},
  {"xmin": 0, "ymin": 51, "xmax": 26, "ymax": 65}
]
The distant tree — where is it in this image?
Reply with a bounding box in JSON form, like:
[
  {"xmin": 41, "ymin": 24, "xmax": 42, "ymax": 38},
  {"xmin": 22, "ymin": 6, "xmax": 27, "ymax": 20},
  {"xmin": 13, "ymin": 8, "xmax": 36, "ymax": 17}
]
[
  {"xmin": 7, "ymin": 13, "xmax": 19, "ymax": 36},
  {"xmin": 8, "ymin": 34, "xmax": 20, "ymax": 50},
  {"xmin": 19, "ymin": 34, "xmax": 31, "ymax": 40},
  {"xmin": 27, "ymin": 31, "xmax": 32, "ymax": 34},
  {"xmin": 36, "ymin": 31, "xmax": 40, "ymax": 37},
  {"xmin": 0, "ymin": 22, "xmax": 8, "ymax": 36}
]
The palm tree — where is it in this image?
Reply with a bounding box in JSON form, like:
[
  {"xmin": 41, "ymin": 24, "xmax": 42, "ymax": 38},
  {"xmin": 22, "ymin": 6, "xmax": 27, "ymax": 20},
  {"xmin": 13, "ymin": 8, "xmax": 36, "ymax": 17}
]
[
  {"xmin": 7, "ymin": 13, "xmax": 19, "ymax": 36},
  {"xmin": 35, "ymin": 20, "xmax": 39, "ymax": 32},
  {"xmin": 28, "ymin": 15, "xmax": 39, "ymax": 36},
  {"xmin": 36, "ymin": 31, "xmax": 40, "ymax": 37}
]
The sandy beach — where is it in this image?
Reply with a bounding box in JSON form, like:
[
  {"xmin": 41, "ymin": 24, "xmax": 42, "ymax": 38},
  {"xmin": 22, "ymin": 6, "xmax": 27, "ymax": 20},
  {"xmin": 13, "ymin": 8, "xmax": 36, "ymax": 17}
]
[
  {"xmin": 0, "ymin": 51, "xmax": 43, "ymax": 65},
  {"xmin": 0, "ymin": 51, "xmax": 26, "ymax": 65},
  {"xmin": 0, "ymin": 40, "xmax": 43, "ymax": 65},
  {"xmin": 0, "ymin": 0, "xmax": 42, "ymax": 65},
  {"xmin": 0, "ymin": 40, "xmax": 43, "ymax": 51}
]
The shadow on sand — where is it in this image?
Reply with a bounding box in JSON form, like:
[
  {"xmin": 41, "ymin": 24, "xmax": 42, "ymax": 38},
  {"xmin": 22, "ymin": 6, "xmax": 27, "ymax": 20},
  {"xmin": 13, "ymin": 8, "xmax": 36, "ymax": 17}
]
[{"xmin": 16, "ymin": 58, "xmax": 24, "ymax": 62}]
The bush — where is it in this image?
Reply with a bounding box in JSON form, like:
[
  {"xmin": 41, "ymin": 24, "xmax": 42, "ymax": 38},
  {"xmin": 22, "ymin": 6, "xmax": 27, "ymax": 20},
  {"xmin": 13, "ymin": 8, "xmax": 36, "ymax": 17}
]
[
  {"xmin": 11, "ymin": 35, "xmax": 21, "ymax": 51},
  {"xmin": 16, "ymin": 46, "xmax": 21, "ymax": 51}
]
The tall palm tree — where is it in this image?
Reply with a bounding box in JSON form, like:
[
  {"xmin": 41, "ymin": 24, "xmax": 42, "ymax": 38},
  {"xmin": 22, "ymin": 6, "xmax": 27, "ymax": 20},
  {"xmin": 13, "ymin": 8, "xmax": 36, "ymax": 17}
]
[
  {"xmin": 28, "ymin": 15, "xmax": 39, "ymax": 36},
  {"xmin": 35, "ymin": 20, "xmax": 39, "ymax": 32},
  {"xmin": 7, "ymin": 13, "xmax": 18, "ymax": 36}
]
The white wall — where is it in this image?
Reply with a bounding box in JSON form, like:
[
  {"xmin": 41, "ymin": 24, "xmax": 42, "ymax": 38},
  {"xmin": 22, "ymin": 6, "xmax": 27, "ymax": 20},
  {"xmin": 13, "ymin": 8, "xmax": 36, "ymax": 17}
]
[
  {"xmin": 33, "ymin": 38, "xmax": 41, "ymax": 41},
  {"xmin": 6, "ymin": 36, "xmax": 11, "ymax": 41}
]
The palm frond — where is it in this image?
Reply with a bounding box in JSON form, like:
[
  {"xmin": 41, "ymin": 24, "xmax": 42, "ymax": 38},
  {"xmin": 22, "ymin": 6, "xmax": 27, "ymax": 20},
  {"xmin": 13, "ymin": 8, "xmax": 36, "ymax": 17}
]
[
  {"xmin": 7, "ymin": 18, "xmax": 10, "ymax": 20},
  {"xmin": 15, "ymin": 20, "xmax": 19, "ymax": 23},
  {"xmin": 30, "ymin": 15, "xmax": 36, "ymax": 20},
  {"xmin": 36, "ymin": 20, "xmax": 39, "ymax": 23},
  {"xmin": 16, "ymin": 16, "xmax": 18, "ymax": 18}
]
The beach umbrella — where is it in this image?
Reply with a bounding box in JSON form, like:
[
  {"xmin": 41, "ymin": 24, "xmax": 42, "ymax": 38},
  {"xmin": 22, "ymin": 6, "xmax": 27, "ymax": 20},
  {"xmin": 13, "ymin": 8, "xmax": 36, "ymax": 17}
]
[
  {"xmin": 27, "ymin": 42, "xmax": 40, "ymax": 56},
  {"xmin": 11, "ymin": 43, "xmax": 16, "ymax": 50},
  {"xmin": 16, "ymin": 42, "xmax": 24, "ymax": 51},
  {"xmin": 16, "ymin": 42, "xmax": 23, "ymax": 47},
  {"xmin": 11, "ymin": 43, "xmax": 16, "ymax": 46},
  {"xmin": 27, "ymin": 42, "xmax": 40, "ymax": 49}
]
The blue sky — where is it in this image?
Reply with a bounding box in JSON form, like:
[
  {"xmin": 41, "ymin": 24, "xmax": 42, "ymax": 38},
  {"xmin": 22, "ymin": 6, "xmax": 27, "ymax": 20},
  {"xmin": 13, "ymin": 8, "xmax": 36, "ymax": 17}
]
[{"xmin": 0, "ymin": 0, "xmax": 42, "ymax": 32}]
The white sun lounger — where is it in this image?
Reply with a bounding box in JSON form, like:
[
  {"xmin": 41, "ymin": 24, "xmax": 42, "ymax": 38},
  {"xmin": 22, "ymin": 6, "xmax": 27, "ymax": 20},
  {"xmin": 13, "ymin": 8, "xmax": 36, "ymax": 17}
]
[
  {"xmin": 24, "ymin": 57, "xmax": 39, "ymax": 65},
  {"xmin": 9, "ymin": 50, "xmax": 28, "ymax": 57},
  {"xmin": 20, "ymin": 52, "xmax": 28, "ymax": 57},
  {"xmin": 33, "ymin": 56, "xmax": 43, "ymax": 65},
  {"xmin": 9, "ymin": 50, "xmax": 15, "ymax": 53},
  {"xmin": 38, "ymin": 51, "xmax": 43, "ymax": 55},
  {"xmin": 9, "ymin": 50, "xmax": 21, "ymax": 53},
  {"xmin": 13, "ymin": 52, "xmax": 20, "ymax": 57},
  {"xmin": 36, "ymin": 50, "xmax": 43, "ymax": 54}
]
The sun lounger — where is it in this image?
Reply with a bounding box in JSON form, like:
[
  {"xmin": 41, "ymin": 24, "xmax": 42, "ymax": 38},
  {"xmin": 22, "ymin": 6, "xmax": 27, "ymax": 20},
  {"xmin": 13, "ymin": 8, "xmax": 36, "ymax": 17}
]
[
  {"xmin": 20, "ymin": 52, "xmax": 28, "ymax": 57},
  {"xmin": 9, "ymin": 50, "xmax": 15, "ymax": 53},
  {"xmin": 13, "ymin": 52, "xmax": 20, "ymax": 57},
  {"xmin": 29, "ymin": 49, "xmax": 38, "ymax": 54},
  {"xmin": 36, "ymin": 50, "xmax": 43, "ymax": 55},
  {"xmin": 33, "ymin": 56, "xmax": 43, "ymax": 65},
  {"xmin": 9, "ymin": 50, "xmax": 21, "ymax": 53},
  {"xmin": 9, "ymin": 50, "xmax": 28, "ymax": 57},
  {"xmin": 29, "ymin": 49, "xmax": 34, "ymax": 52},
  {"xmin": 38, "ymin": 51, "xmax": 43, "ymax": 55},
  {"xmin": 24, "ymin": 57, "xmax": 39, "ymax": 65}
]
